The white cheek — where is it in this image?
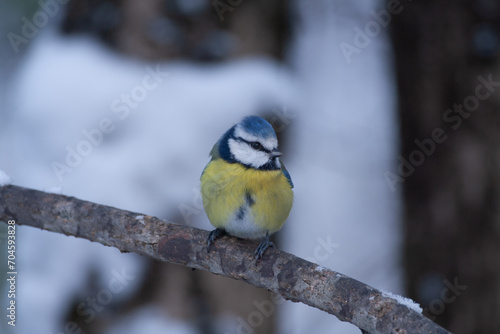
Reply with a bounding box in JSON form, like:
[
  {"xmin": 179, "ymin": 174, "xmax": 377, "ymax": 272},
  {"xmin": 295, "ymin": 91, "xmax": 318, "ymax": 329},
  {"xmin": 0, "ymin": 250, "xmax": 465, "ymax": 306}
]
[{"xmin": 228, "ymin": 139, "xmax": 269, "ymax": 168}]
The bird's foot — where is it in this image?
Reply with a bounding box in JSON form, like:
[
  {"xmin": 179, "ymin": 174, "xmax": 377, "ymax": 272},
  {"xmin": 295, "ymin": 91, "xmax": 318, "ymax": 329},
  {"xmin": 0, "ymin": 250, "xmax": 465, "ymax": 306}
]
[
  {"xmin": 207, "ymin": 228, "xmax": 226, "ymax": 252},
  {"xmin": 254, "ymin": 235, "xmax": 275, "ymax": 263}
]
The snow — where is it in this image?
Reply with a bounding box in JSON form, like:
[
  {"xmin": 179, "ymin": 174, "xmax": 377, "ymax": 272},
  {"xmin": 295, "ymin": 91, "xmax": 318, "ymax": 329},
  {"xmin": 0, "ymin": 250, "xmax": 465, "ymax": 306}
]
[
  {"xmin": 12, "ymin": 227, "xmax": 144, "ymax": 334},
  {"xmin": 106, "ymin": 306, "xmax": 196, "ymax": 334},
  {"xmin": 0, "ymin": 169, "xmax": 12, "ymax": 186},
  {"xmin": 0, "ymin": 0, "xmax": 403, "ymax": 333},
  {"xmin": 43, "ymin": 185, "xmax": 63, "ymax": 194},
  {"xmin": 0, "ymin": 29, "xmax": 296, "ymax": 334},
  {"xmin": 278, "ymin": 1, "xmax": 401, "ymax": 333},
  {"xmin": 381, "ymin": 290, "xmax": 423, "ymax": 314},
  {"xmin": 135, "ymin": 215, "xmax": 146, "ymax": 225},
  {"xmin": 315, "ymin": 265, "xmax": 328, "ymax": 273}
]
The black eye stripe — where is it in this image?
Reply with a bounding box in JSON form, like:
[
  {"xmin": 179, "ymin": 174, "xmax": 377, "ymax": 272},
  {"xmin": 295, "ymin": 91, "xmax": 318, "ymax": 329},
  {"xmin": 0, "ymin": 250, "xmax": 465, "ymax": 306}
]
[
  {"xmin": 250, "ymin": 142, "xmax": 264, "ymax": 151},
  {"xmin": 235, "ymin": 137, "xmax": 270, "ymax": 153}
]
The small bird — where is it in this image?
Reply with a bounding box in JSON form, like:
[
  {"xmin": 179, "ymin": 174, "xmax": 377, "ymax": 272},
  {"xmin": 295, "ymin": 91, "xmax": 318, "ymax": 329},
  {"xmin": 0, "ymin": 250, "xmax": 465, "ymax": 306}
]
[{"xmin": 201, "ymin": 115, "xmax": 294, "ymax": 262}]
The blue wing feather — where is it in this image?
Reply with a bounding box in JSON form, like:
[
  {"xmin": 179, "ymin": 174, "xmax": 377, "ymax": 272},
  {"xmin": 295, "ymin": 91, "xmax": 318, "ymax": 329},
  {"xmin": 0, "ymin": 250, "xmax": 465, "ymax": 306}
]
[{"xmin": 281, "ymin": 163, "xmax": 294, "ymax": 188}]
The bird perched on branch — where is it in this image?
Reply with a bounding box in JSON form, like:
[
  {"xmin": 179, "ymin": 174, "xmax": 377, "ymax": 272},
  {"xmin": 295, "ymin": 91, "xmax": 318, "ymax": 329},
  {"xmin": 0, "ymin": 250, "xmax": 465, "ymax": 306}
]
[{"xmin": 201, "ymin": 115, "xmax": 293, "ymax": 262}]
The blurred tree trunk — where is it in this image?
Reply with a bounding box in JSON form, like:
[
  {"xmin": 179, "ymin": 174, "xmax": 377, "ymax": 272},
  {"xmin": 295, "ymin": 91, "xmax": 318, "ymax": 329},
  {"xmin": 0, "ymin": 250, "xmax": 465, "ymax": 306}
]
[
  {"xmin": 62, "ymin": 0, "xmax": 289, "ymax": 61},
  {"xmin": 390, "ymin": 1, "xmax": 500, "ymax": 333}
]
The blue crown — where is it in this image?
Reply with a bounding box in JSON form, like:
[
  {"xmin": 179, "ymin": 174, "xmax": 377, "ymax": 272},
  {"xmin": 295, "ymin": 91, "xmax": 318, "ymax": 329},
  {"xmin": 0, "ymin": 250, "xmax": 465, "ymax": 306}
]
[{"xmin": 240, "ymin": 116, "xmax": 276, "ymax": 139}]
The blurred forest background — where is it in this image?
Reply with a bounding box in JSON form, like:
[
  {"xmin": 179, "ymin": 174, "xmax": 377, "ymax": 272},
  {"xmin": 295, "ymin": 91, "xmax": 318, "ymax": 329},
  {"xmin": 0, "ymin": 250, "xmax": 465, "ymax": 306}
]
[{"xmin": 0, "ymin": 0, "xmax": 499, "ymax": 333}]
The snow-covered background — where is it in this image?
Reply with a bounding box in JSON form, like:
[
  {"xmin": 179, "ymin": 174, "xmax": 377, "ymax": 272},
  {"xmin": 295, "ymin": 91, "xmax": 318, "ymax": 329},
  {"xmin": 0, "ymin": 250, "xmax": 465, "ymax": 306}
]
[{"xmin": 0, "ymin": 0, "xmax": 403, "ymax": 333}]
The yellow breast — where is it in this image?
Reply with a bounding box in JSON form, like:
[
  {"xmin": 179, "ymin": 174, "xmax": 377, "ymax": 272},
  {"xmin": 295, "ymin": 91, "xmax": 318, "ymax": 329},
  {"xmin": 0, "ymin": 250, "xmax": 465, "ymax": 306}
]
[{"xmin": 201, "ymin": 159, "xmax": 293, "ymax": 238}]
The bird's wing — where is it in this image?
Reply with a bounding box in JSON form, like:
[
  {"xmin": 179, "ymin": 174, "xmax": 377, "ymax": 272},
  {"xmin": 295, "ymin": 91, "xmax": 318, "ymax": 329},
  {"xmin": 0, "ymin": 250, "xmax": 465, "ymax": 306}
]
[
  {"xmin": 280, "ymin": 162, "xmax": 294, "ymax": 188},
  {"xmin": 201, "ymin": 141, "xmax": 220, "ymax": 179},
  {"xmin": 208, "ymin": 141, "xmax": 220, "ymax": 160}
]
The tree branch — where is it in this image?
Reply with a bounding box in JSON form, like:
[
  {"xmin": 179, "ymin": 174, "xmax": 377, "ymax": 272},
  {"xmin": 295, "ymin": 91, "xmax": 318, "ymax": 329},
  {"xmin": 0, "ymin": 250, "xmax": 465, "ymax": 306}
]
[{"xmin": 0, "ymin": 185, "xmax": 450, "ymax": 334}]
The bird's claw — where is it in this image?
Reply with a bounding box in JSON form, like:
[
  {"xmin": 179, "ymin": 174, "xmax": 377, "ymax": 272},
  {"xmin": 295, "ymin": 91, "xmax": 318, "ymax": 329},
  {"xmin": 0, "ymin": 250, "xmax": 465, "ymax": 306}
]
[
  {"xmin": 254, "ymin": 235, "xmax": 274, "ymax": 264},
  {"xmin": 207, "ymin": 228, "xmax": 226, "ymax": 252}
]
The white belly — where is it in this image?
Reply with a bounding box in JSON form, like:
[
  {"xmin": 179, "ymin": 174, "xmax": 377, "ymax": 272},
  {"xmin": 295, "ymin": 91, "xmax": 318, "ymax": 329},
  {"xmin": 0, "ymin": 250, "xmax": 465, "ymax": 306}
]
[{"xmin": 224, "ymin": 205, "xmax": 267, "ymax": 240}]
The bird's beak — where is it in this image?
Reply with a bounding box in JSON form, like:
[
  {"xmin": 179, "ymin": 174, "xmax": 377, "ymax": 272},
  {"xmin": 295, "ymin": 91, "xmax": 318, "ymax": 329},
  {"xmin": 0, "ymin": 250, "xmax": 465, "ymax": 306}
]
[{"xmin": 271, "ymin": 150, "xmax": 282, "ymax": 158}]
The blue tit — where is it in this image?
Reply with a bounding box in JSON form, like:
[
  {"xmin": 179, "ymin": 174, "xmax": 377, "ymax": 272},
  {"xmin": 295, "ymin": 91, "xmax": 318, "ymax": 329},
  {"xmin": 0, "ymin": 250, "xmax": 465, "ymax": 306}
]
[{"xmin": 201, "ymin": 115, "xmax": 294, "ymax": 262}]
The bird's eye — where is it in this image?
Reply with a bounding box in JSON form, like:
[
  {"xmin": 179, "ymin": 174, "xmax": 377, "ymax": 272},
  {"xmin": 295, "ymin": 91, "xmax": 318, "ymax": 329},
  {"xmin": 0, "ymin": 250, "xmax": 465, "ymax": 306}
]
[{"xmin": 250, "ymin": 142, "xmax": 264, "ymax": 151}]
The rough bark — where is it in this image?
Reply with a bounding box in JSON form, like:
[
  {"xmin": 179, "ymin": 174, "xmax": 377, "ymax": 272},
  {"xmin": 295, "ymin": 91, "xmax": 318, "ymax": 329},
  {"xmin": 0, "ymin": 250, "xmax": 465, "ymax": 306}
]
[{"xmin": 0, "ymin": 184, "xmax": 450, "ymax": 334}]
